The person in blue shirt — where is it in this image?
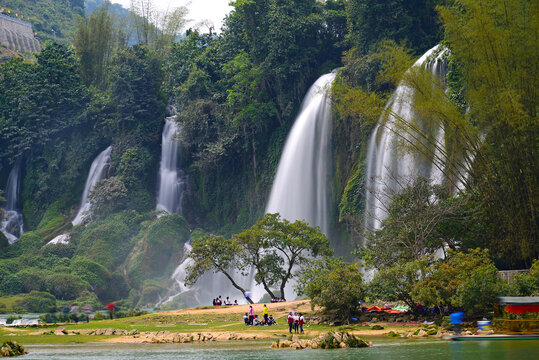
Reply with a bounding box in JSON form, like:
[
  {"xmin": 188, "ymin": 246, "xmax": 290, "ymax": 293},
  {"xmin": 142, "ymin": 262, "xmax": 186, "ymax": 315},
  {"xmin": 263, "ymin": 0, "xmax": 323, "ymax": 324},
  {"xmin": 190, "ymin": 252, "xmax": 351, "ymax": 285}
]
[{"xmin": 450, "ymin": 312, "xmax": 465, "ymax": 335}]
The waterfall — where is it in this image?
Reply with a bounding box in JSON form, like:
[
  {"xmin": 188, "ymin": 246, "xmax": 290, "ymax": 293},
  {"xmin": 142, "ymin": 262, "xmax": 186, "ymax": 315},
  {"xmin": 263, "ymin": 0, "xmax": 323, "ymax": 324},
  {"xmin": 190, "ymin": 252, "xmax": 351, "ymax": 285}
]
[
  {"xmin": 72, "ymin": 146, "xmax": 112, "ymax": 226},
  {"xmin": 364, "ymin": 45, "xmax": 448, "ymax": 232},
  {"xmin": 1, "ymin": 159, "xmax": 24, "ymax": 244},
  {"xmin": 266, "ymin": 72, "xmax": 336, "ymax": 235},
  {"xmin": 156, "ymin": 116, "xmax": 187, "ymax": 215}
]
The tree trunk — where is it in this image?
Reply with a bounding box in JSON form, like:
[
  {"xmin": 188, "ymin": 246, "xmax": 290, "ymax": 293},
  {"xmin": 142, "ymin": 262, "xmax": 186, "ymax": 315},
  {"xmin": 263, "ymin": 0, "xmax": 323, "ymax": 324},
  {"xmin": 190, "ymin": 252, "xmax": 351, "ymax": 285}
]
[{"xmin": 220, "ymin": 268, "xmax": 253, "ymax": 304}]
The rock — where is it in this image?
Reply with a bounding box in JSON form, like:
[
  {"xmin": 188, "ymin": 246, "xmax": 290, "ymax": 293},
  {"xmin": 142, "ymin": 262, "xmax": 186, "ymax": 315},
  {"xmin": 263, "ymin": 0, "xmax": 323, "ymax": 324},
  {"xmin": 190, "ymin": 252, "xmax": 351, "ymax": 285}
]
[
  {"xmin": 292, "ymin": 334, "xmax": 300, "ymax": 343},
  {"xmin": 103, "ymin": 328, "xmax": 115, "ymax": 336},
  {"xmin": 290, "ymin": 343, "xmax": 301, "ymax": 350},
  {"xmin": 333, "ymin": 332, "xmax": 342, "ymax": 343},
  {"xmin": 78, "ymin": 329, "xmax": 95, "ymax": 335},
  {"xmin": 340, "ymin": 342, "xmax": 347, "ymax": 348},
  {"xmin": 56, "ymin": 326, "xmax": 66, "ymax": 333},
  {"xmin": 371, "ymin": 325, "xmax": 384, "ymax": 330},
  {"xmin": 279, "ymin": 340, "xmax": 292, "ymax": 348},
  {"xmin": 271, "ymin": 341, "xmax": 278, "ymax": 348},
  {"xmin": 54, "ymin": 330, "xmax": 66, "ymax": 336},
  {"xmin": 426, "ymin": 329, "xmax": 438, "ymax": 336},
  {"xmin": 127, "ymin": 329, "xmax": 139, "ymax": 336},
  {"xmin": 29, "ymin": 329, "xmax": 52, "ymax": 335},
  {"xmin": 416, "ymin": 330, "xmax": 428, "ymax": 337},
  {"xmin": 95, "ymin": 329, "xmax": 105, "ymax": 336}
]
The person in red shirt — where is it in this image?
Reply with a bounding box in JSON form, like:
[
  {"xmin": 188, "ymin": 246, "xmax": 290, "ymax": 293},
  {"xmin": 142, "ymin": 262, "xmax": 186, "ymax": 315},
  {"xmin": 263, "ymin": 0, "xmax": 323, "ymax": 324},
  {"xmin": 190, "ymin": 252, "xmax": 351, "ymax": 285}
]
[
  {"xmin": 299, "ymin": 313, "xmax": 305, "ymax": 333},
  {"xmin": 287, "ymin": 312, "xmax": 294, "ymax": 333}
]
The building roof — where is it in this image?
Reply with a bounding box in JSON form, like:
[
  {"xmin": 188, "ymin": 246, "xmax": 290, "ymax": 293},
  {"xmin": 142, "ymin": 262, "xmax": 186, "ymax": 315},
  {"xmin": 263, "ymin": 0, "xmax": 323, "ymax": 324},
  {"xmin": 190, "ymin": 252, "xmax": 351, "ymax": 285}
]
[{"xmin": 498, "ymin": 297, "xmax": 539, "ymax": 305}]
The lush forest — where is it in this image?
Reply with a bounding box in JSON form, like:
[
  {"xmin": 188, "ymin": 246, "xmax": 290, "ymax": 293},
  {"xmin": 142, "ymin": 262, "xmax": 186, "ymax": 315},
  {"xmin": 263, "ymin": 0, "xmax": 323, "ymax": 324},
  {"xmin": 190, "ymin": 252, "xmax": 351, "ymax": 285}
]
[{"xmin": 0, "ymin": 0, "xmax": 537, "ymax": 315}]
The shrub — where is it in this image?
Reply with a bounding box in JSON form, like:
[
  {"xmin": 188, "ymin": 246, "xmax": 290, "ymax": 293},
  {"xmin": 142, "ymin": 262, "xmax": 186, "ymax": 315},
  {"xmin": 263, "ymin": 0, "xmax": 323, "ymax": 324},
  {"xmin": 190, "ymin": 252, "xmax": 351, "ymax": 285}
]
[{"xmin": 19, "ymin": 291, "xmax": 56, "ymax": 313}]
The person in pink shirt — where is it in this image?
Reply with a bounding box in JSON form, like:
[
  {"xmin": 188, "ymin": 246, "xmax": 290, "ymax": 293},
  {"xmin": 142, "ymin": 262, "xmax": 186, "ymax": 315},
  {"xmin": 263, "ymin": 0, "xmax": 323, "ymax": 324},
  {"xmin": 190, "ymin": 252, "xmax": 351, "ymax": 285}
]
[{"xmin": 248, "ymin": 305, "xmax": 255, "ymax": 325}]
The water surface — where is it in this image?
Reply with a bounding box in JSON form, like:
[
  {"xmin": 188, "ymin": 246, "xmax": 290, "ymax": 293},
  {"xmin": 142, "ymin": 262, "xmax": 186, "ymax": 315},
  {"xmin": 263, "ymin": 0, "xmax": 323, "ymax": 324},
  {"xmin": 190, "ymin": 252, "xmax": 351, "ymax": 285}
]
[{"xmin": 23, "ymin": 339, "xmax": 539, "ymax": 359}]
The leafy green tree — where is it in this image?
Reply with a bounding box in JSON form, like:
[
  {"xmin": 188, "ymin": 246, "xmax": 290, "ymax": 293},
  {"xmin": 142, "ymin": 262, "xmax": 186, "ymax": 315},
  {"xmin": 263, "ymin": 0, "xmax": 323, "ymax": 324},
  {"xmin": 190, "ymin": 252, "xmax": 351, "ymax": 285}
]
[
  {"xmin": 368, "ymin": 258, "xmax": 429, "ymax": 310},
  {"xmin": 297, "ymin": 257, "xmax": 363, "ymax": 322},
  {"xmin": 236, "ymin": 213, "xmax": 332, "ymax": 300},
  {"xmin": 74, "ymin": 3, "xmax": 118, "ymax": 88},
  {"xmin": 110, "ymin": 45, "xmax": 165, "ymax": 135},
  {"xmin": 453, "ymin": 264, "xmax": 503, "ymax": 315},
  {"xmin": 364, "ymin": 177, "xmax": 471, "ymax": 267},
  {"xmin": 437, "ymin": 0, "xmax": 539, "ymax": 268},
  {"xmin": 411, "ymin": 249, "xmax": 496, "ymax": 312},
  {"xmin": 185, "ymin": 234, "xmax": 253, "ymax": 303}
]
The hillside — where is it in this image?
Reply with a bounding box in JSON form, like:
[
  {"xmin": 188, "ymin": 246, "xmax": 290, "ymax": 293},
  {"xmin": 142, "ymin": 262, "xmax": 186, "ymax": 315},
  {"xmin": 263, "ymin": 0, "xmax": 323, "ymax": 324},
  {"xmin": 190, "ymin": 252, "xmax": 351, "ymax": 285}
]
[{"xmin": 0, "ymin": 0, "xmax": 536, "ymax": 315}]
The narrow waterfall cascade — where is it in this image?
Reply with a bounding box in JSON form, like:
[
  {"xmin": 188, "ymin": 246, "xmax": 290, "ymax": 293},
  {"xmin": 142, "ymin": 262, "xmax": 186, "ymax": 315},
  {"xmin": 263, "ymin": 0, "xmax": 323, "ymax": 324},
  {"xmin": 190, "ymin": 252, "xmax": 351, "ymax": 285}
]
[
  {"xmin": 72, "ymin": 146, "xmax": 112, "ymax": 226},
  {"xmin": 266, "ymin": 72, "xmax": 336, "ymax": 235},
  {"xmin": 156, "ymin": 242, "xmax": 194, "ymax": 306},
  {"xmin": 1, "ymin": 159, "xmax": 24, "ymax": 244},
  {"xmin": 156, "ymin": 116, "xmax": 187, "ymax": 216},
  {"xmin": 364, "ymin": 45, "xmax": 449, "ymax": 232}
]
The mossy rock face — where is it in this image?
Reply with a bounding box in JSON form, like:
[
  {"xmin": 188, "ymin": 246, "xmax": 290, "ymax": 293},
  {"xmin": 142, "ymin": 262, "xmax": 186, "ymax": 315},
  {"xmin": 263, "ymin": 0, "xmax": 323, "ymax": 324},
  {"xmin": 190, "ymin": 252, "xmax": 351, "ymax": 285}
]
[
  {"xmin": 125, "ymin": 214, "xmax": 190, "ymax": 289},
  {"xmin": 0, "ymin": 341, "xmax": 27, "ymax": 357}
]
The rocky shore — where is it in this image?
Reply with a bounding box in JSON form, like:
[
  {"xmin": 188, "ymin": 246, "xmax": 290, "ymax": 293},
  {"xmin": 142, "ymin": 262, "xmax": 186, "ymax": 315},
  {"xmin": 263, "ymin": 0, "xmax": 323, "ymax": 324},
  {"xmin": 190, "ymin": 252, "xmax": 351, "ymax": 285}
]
[{"xmin": 272, "ymin": 332, "xmax": 370, "ymax": 350}]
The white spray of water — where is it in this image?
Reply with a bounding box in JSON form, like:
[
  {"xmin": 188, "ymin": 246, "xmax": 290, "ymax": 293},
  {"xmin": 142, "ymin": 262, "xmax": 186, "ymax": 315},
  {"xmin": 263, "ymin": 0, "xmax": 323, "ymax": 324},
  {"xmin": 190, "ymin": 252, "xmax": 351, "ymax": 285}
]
[
  {"xmin": 156, "ymin": 117, "xmax": 187, "ymax": 215},
  {"xmin": 72, "ymin": 146, "xmax": 112, "ymax": 226},
  {"xmin": 364, "ymin": 45, "xmax": 449, "ymax": 232},
  {"xmin": 1, "ymin": 159, "xmax": 24, "ymax": 244}
]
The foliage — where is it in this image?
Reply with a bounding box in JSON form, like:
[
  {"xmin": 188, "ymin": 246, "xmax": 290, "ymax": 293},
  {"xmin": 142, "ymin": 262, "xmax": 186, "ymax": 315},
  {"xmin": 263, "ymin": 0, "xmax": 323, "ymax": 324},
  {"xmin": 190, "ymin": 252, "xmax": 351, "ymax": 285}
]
[
  {"xmin": 18, "ymin": 290, "xmax": 56, "ymax": 313},
  {"xmin": 185, "ymin": 234, "xmax": 251, "ymax": 302},
  {"xmin": 345, "ymin": 0, "xmax": 443, "ymax": 55},
  {"xmin": 1, "ymin": 0, "xmax": 84, "ymax": 43},
  {"xmin": 88, "ymin": 176, "xmax": 128, "ymax": 218},
  {"xmin": 234, "ymin": 213, "xmax": 332, "ymax": 299},
  {"xmin": 437, "ymin": 0, "xmax": 539, "ymax": 268},
  {"xmin": 368, "ymin": 258, "xmax": 429, "ymax": 310},
  {"xmin": 297, "ymin": 257, "xmax": 363, "ymax": 321},
  {"xmin": 363, "ymin": 177, "xmax": 473, "ymax": 267},
  {"xmin": 453, "ymin": 263, "xmax": 503, "ymax": 315}
]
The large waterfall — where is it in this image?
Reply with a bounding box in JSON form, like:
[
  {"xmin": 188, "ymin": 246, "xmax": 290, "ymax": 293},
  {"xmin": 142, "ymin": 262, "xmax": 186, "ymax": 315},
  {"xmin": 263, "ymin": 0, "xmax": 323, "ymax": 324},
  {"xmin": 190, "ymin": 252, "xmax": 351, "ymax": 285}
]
[
  {"xmin": 364, "ymin": 45, "xmax": 448, "ymax": 231},
  {"xmin": 266, "ymin": 72, "xmax": 336, "ymax": 234},
  {"xmin": 156, "ymin": 116, "xmax": 187, "ymax": 215},
  {"xmin": 72, "ymin": 146, "xmax": 112, "ymax": 226},
  {"xmin": 1, "ymin": 159, "xmax": 24, "ymax": 244}
]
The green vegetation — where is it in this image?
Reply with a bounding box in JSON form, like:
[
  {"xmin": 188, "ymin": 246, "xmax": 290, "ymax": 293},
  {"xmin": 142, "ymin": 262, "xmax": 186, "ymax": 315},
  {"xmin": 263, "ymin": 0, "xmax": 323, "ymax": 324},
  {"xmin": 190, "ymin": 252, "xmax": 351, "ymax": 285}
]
[
  {"xmin": 187, "ymin": 214, "xmax": 332, "ymax": 301},
  {"xmin": 0, "ymin": 0, "xmax": 536, "ymax": 315}
]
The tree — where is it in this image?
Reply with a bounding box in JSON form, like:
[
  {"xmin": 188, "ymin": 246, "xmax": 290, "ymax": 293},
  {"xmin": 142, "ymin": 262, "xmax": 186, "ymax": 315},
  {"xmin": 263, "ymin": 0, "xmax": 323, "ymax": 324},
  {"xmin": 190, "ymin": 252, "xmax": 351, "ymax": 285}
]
[
  {"xmin": 185, "ymin": 234, "xmax": 253, "ymax": 303},
  {"xmin": 367, "ymin": 259, "xmax": 428, "ymax": 310},
  {"xmin": 411, "ymin": 249, "xmax": 498, "ymax": 313},
  {"xmin": 297, "ymin": 257, "xmax": 363, "ymax": 322},
  {"xmin": 74, "ymin": 3, "xmax": 118, "ymax": 88},
  {"xmin": 364, "ymin": 177, "xmax": 471, "ymax": 267},
  {"xmin": 235, "ymin": 213, "xmax": 333, "ymax": 300}
]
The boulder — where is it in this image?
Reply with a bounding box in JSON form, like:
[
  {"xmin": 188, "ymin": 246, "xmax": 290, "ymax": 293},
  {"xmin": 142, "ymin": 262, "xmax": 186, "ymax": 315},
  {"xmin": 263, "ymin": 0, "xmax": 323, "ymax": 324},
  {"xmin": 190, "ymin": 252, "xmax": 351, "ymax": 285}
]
[
  {"xmin": 279, "ymin": 340, "xmax": 292, "ymax": 348},
  {"xmin": 54, "ymin": 330, "xmax": 66, "ymax": 336},
  {"xmin": 415, "ymin": 330, "xmax": 428, "ymax": 337},
  {"xmin": 103, "ymin": 328, "xmax": 115, "ymax": 336}
]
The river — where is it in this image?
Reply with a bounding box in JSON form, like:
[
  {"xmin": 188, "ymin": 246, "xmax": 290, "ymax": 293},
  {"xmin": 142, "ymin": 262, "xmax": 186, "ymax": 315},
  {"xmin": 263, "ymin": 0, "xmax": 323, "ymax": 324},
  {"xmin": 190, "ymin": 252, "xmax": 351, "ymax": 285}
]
[{"xmin": 21, "ymin": 338, "xmax": 539, "ymax": 359}]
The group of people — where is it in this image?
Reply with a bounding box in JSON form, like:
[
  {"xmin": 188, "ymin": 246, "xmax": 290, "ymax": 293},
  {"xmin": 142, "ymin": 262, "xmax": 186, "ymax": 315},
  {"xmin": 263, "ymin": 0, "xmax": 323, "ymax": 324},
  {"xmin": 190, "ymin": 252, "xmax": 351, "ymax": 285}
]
[
  {"xmin": 287, "ymin": 311, "xmax": 305, "ymax": 334},
  {"xmin": 270, "ymin": 298, "xmax": 286, "ymax": 303},
  {"xmin": 212, "ymin": 296, "xmax": 239, "ymax": 306},
  {"xmin": 243, "ymin": 304, "xmax": 277, "ymax": 326}
]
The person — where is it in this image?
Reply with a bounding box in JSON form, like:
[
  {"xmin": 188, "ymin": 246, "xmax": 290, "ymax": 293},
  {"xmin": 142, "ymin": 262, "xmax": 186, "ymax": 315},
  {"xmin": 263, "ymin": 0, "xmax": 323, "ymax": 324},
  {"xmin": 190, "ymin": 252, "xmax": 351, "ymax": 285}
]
[
  {"xmin": 243, "ymin": 312, "xmax": 249, "ymax": 325},
  {"xmin": 268, "ymin": 315, "xmax": 277, "ymax": 325},
  {"xmin": 287, "ymin": 312, "xmax": 294, "ymax": 333},
  {"xmin": 293, "ymin": 312, "xmax": 299, "ymax": 333},
  {"xmin": 84, "ymin": 304, "xmax": 92, "ymax": 323},
  {"xmin": 234, "ymin": 300, "xmax": 239, "ymax": 305},
  {"xmin": 262, "ymin": 304, "xmax": 269, "ymax": 324},
  {"xmin": 450, "ymin": 312, "xmax": 465, "ymax": 335},
  {"xmin": 248, "ymin": 305, "xmax": 255, "ymax": 325},
  {"xmin": 105, "ymin": 302, "xmax": 115, "ymax": 320},
  {"xmin": 299, "ymin": 313, "xmax": 305, "ymax": 333},
  {"xmin": 225, "ymin": 297, "xmax": 231, "ymax": 305},
  {"xmin": 253, "ymin": 315, "xmax": 260, "ymax": 326},
  {"xmin": 212, "ymin": 298, "xmax": 216, "ymax": 306}
]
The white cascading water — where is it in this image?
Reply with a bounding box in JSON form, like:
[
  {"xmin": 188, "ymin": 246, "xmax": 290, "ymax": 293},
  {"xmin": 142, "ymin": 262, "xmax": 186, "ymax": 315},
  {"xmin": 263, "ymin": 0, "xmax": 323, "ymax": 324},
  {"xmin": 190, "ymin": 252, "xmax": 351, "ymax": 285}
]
[
  {"xmin": 255, "ymin": 72, "xmax": 335, "ymax": 302},
  {"xmin": 72, "ymin": 146, "xmax": 112, "ymax": 226},
  {"xmin": 1, "ymin": 159, "xmax": 24, "ymax": 244},
  {"xmin": 364, "ymin": 45, "xmax": 448, "ymax": 232},
  {"xmin": 266, "ymin": 72, "xmax": 336, "ymax": 235},
  {"xmin": 156, "ymin": 116, "xmax": 187, "ymax": 216}
]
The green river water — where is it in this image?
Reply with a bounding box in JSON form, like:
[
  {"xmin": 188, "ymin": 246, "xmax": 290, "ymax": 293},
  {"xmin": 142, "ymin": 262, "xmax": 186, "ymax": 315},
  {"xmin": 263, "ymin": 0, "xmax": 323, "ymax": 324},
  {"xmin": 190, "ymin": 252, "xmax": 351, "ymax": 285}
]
[{"xmin": 21, "ymin": 338, "xmax": 539, "ymax": 359}]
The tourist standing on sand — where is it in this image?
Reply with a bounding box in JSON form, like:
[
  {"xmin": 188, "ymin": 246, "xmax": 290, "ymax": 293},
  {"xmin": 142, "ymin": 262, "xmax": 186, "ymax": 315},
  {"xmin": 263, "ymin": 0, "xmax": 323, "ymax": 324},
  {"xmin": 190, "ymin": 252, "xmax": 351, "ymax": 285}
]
[
  {"xmin": 262, "ymin": 304, "xmax": 269, "ymax": 324},
  {"xmin": 287, "ymin": 312, "xmax": 294, "ymax": 333},
  {"xmin": 299, "ymin": 313, "xmax": 305, "ymax": 333},
  {"xmin": 248, "ymin": 305, "xmax": 255, "ymax": 325}
]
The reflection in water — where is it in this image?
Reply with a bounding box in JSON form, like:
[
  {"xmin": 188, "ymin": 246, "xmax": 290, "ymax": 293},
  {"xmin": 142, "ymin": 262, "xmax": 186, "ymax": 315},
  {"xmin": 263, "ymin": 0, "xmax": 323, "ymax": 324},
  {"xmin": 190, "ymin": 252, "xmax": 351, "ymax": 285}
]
[{"xmin": 21, "ymin": 339, "xmax": 539, "ymax": 360}]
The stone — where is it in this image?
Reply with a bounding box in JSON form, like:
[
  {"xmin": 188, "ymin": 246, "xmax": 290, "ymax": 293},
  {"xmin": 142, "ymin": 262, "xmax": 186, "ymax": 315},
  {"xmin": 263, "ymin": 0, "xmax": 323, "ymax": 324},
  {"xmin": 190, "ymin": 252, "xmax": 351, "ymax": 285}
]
[
  {"xmin": 271, "ymin": 341, "xmax": 278, "ymax": 348},
  {"xmin": 416, "ymin": 330, "xmax": 428, "ymax": 337},
  {"xmin": 127, "ymin": 329, "xmax": 139, "ymax": 336},
  {"xmin": 339, "ymin": 342, "xmax": 347, "ymax": 348},
  {"xmin": 279, "ymin": 340, "xmax": 292, "ymax": 348},
  {"xmin": 56, "ymin": 326, "xmax": 66, "ymax": 333},
  {"xmin": 54, "ymin": 330, "xmax": 65, "ymax": 336},
  {"xmin": 103, "ymin": 328, "xmax": 115, "ymax": 336},
  {"xmin": 78, "ymin": 329, "xmax": 95, "ymax": 335}
]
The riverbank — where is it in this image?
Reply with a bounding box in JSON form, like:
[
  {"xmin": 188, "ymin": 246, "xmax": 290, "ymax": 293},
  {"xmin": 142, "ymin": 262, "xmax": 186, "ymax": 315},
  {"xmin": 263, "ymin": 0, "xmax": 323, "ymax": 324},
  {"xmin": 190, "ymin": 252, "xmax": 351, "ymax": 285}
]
[{"xmin": 0, "ymin": 300, "xmax": 447, "ymax": 345}]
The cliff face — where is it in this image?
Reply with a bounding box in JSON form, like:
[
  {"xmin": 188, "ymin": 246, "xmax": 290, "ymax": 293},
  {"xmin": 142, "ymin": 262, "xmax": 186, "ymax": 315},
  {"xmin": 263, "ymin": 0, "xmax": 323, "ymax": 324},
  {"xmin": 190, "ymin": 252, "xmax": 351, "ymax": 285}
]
[{"xmin": 0, "ymin": 14, "xmax": 40, "ymax": 53}]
